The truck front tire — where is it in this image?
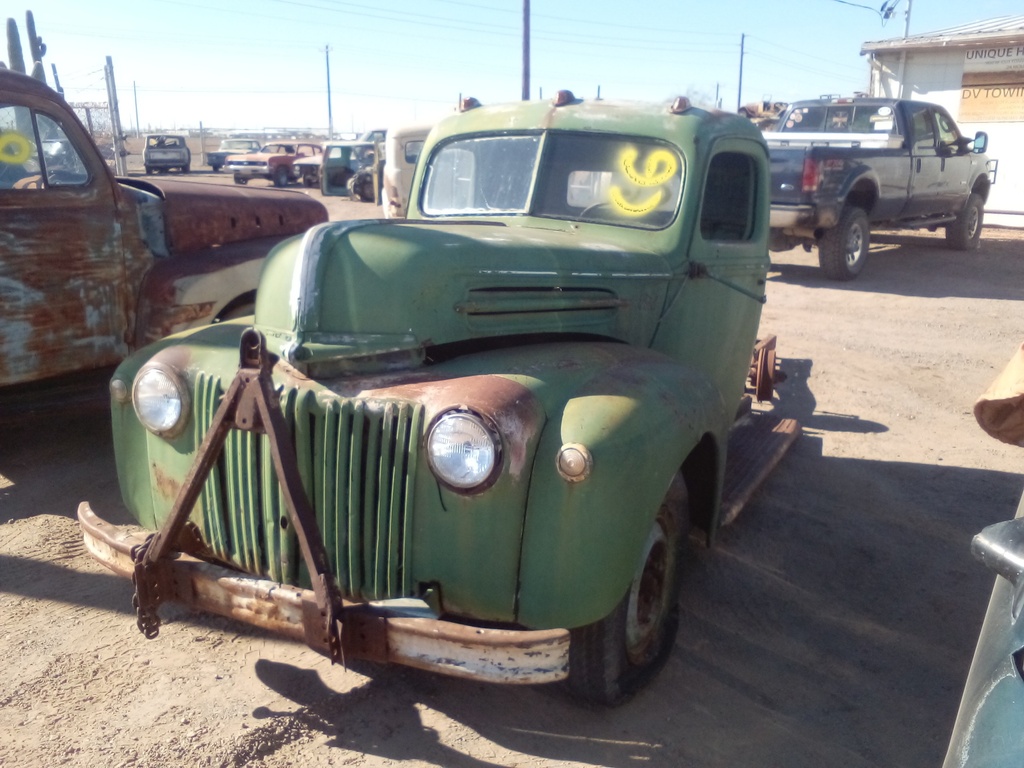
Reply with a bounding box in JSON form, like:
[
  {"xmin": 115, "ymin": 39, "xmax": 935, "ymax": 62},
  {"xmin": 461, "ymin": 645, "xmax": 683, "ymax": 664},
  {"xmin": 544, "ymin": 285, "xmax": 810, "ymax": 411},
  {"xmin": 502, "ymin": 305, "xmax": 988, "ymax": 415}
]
[
  {"xmin": 567, "ymin": 475, "xmax": 688, "ymax": 705},
  {"xmin": 945, "ymin": 193, "xmax": 983, "ymax": 251},
  {"xmin": 273, "ymin": 166, "xmax": 290, "ymax": 187},
  {"xmin": 818, "ymin": 206, "xmax": 869, "ymax": 281}
]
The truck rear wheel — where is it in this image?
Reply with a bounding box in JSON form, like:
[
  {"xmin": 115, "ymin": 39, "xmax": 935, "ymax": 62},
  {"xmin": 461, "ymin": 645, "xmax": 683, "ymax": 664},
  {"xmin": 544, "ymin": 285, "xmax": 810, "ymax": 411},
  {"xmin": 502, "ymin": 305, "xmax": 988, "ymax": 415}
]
[
  {"xmin": 818, "ymin": 206, "xmax": 869, "ymax": 281},
  {"xmin": 945, "ymin": 193, "xmax": 983, "ymax": 251},
  {"xmin": 567, "ymin": 475, "xmax": 689, "ymax": 705}
]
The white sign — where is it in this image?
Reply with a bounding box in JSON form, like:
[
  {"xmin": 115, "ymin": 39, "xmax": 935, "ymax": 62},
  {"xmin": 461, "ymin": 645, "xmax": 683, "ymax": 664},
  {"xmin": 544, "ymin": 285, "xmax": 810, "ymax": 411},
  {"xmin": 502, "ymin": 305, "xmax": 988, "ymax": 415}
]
[{"xmin": 964, "ymin": 46, "xmax": 1024, "ymax": 74}]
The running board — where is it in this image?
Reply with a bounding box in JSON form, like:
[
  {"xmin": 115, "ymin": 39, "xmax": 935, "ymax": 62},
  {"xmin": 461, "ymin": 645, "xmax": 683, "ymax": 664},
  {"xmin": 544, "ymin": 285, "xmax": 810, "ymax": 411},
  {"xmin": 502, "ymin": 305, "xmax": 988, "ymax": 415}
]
[{"xmin": 720, "ymin": 412, "xmax": 801, "ymax": 527}]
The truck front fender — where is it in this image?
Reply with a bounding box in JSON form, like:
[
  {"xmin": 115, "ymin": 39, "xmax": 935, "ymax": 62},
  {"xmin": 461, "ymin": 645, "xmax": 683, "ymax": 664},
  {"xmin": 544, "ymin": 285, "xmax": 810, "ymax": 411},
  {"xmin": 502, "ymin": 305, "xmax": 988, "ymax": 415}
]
[
  {"xmin": 133, "ymin": 235, "xmax": 298, "ymax": 346},
  {"xmin": 515, "ymin": 344, "xmax": 728, "ymax": 630}
]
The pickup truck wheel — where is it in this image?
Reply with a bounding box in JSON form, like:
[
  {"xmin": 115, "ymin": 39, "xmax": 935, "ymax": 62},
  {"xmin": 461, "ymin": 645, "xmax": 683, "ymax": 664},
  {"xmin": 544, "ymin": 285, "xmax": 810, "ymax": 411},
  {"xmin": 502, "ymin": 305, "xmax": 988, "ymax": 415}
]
[
  {"xmin": 818, "ymin": 206, "xmax": 869, "ymax": 281},
  {"xmin": 211, "ymin": 164, "xmax": 222, "ymax": 173},
  {"xmin": 567, "ymin": 475, "xmax": 688, "ymax": 705},
  {"xmin": 182, "ymin": 164, "xmax": 190, "ymax": 173},
  {"xmin": 144, "ymin": 166, "xmax": 153, "ymax": 175},
  {"xmin": 273, "ymin": 166, "xmax": 290, "ymax": 187},
  {"xmin": 945, "ymin": 193, "xmax": 983, "ymax": 251},
  {"xmin": 233, "ymin": 174, "xmax": 247, "ymax": 185}
]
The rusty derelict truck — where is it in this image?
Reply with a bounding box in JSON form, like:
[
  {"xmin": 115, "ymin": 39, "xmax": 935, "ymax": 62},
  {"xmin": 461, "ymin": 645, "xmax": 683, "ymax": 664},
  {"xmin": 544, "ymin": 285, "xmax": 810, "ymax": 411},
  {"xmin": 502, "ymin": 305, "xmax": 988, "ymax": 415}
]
[
  {"xmin": 0, "ymin": 69, "xmax": 327, "ymax": 390},
  {"xmin": 78, "ymin": 91, "xmax": 800, "ymax": 704}
]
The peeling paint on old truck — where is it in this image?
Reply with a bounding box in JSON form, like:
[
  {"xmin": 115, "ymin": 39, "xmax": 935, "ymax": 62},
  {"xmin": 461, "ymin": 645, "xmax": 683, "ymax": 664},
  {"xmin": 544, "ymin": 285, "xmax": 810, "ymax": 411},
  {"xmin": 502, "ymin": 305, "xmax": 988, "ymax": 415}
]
[{"xmin": 0, "ymin": 69, "xmax": 328, "ymax": 388}]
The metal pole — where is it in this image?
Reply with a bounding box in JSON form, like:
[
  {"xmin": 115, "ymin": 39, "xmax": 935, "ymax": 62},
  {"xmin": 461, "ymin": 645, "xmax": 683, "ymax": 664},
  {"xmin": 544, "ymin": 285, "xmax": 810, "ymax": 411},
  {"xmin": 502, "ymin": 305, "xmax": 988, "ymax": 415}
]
[
  {"xmin": 522, "ymin": 0, "xmax": 530, "ymax": 101},
  {"xmin": 133, "ymin": 81, "xmax": 140, "ymax": 138},
  {"xmin": 896, "ymin": 0, "xmax": 912, "ymax": 97},
  {"xmin": 104, "ymin": 56, "xmax": 128, "ymax": 175},
  {"xmin": 324, "ymin": 45, "xmax": 333, "ymax": 140},
  {"xmin": 736, "ymin": 33, "xmax": 745, "ymax": 112}
]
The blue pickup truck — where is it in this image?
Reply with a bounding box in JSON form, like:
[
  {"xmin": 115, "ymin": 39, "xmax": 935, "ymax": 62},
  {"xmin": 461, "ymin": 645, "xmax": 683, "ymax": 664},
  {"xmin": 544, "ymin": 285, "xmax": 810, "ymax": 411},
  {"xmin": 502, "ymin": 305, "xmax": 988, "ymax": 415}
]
[{"xmin": 766, "ymin": 97, "xmax": 991, "ymax": 280}]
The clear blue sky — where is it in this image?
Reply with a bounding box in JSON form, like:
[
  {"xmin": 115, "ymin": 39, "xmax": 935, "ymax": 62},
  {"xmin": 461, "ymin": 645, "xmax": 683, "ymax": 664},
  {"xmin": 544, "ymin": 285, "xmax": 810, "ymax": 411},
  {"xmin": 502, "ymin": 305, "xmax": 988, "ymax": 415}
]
[{"xmin": 6, "ymin": 0, "xmax": 1022, "ymax": 134}]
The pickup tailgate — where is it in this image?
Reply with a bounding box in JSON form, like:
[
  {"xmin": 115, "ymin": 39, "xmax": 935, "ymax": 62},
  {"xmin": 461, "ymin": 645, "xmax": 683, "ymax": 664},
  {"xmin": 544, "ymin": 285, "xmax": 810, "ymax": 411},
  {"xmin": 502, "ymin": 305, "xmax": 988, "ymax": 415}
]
[{"xmin": 767, "ymin": 144, "xmax": 809, "ymax": 206}]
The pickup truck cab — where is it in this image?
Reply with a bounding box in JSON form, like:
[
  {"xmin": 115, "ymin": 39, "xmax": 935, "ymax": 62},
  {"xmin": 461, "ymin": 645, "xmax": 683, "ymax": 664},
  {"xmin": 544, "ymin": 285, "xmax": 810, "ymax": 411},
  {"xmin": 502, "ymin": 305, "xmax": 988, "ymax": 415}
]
[
  {"xmin": 304, "ymin": 140, "xmax": 377, "ymax": 197},
  {"xmin": 0, "ymin": 69, "xmax": 328, "ymax": 388},
  {"xmin": 227, "ymin": 142, "xmax": 322, "ymax": 187},
  {"xmin": 79, "ymin": 92, "xmax": 798, "ymax": 705},
  {"xmin": 382, "ymin": 121, "xmax": 431, "ymax": 218},
  {"xmin": 767, "ymin": 97, "xmax": 991, "ymax": 280},
  {"xmin": 143, "ymin": 134, "xmax": 190, "ymax": 174}
]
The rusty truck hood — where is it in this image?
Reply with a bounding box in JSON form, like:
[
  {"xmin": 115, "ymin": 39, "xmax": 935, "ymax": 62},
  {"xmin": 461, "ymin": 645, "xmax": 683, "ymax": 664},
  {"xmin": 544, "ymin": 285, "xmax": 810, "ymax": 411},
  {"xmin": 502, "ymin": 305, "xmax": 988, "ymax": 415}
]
[
  {"xmin": 119, "ymin": 177, "xmax": 327, "ymax": 255},
  {"xmin": 253, "ymin": 219, "xmax": 673, "ymax": 374}
]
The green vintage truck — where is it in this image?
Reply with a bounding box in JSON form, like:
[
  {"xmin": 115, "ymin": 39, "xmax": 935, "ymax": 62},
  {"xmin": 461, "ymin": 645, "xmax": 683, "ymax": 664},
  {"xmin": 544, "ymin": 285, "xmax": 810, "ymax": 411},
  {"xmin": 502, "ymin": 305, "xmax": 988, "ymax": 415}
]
[{"xmin": 79, "ymin": 91, "xmax": 798, "ymax": 704}]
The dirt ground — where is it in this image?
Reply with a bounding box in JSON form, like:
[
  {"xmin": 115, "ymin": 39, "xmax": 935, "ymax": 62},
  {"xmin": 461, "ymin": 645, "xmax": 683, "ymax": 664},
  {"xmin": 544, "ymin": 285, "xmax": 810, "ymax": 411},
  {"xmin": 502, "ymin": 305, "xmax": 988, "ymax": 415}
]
[{"xmin": 2, "ymin": 182, "xmax": 1023, "ymax": 766}]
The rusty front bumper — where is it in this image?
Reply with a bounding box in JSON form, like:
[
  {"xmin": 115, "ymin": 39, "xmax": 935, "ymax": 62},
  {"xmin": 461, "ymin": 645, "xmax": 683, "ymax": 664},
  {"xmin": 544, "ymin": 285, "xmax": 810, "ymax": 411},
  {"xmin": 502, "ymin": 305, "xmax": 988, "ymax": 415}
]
[{"xmin": 77, "ymin": 502, "xmax": 569, "ymax": 685}]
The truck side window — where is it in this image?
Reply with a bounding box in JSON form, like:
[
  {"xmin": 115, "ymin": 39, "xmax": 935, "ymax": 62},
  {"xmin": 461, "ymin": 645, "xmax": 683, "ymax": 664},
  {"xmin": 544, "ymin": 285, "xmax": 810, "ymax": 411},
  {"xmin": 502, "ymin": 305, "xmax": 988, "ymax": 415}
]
[
  {"xmin": 909, "ymin": 107, "xmax": 936, "ymax": 152},
  {"xmin": 36, "ymin": 113, "xmax": 89, "ymax": 187},
  {"xmin": 935, "ymin": 112, "xmax": 962, "ymax": 153},
  {"xmin": 700, "ymin": 152, "xmax": 756, "ymax": 242},
  {"xmin": 0, "ymin": 104, "xmax": 43, "ymax": 190}
]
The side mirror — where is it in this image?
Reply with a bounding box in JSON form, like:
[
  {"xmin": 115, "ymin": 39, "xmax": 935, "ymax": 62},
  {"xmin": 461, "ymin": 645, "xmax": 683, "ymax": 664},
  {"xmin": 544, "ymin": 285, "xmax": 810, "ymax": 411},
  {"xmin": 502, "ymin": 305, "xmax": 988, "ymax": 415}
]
[{"xmin": 972, "ymin": 131, "xmax": 988, "ymax": 154}]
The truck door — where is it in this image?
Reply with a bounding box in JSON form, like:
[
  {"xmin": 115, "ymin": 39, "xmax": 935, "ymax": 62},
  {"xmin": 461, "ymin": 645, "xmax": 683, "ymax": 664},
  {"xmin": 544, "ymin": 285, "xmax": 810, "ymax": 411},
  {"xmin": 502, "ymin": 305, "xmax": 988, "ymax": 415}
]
[
  {"xmin": 933, "ymin": 108, "xmax": 974, "ymax": 214},
  {"xmin": 0, "ymin": 103, "xmax": 129, "ymax": 386},
  {"xmin": 668, "ymin": 139, "xmax": 769, "ymax": 404},
  {"xmin": 902, "ymin": 103, "xmax": 943, "ymax": 218}
]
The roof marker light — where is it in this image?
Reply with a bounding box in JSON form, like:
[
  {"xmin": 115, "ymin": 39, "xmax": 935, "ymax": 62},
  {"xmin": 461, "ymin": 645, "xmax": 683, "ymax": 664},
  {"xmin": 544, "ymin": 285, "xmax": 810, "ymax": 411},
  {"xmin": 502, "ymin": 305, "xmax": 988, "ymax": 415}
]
[
  {"xmin": 669, "ymin": 96, "xmax": 692, "ymax": 114},
  {"xmin": 552, "ymin": 90, "xmax": 576, "ymax": 107}
]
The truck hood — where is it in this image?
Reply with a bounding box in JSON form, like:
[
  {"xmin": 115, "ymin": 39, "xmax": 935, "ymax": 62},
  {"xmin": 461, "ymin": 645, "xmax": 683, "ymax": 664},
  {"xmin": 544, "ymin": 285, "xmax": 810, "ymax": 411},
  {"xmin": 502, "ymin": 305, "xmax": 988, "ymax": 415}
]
[
  {"xmin": 254, "ymin": 220, "xmax": 674, "ymax": 374},
  {"xmin": 118, "ymin": 177, "xmax": 328, "ymax": 255}
]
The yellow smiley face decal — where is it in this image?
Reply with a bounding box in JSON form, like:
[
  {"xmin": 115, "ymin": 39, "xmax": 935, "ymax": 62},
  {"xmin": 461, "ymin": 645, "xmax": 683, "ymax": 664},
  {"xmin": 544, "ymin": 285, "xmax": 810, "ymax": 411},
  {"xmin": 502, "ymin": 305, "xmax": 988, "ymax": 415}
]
[{"xmin": 610, "ymin": 147, "xmax": 678, "ymax": 216}]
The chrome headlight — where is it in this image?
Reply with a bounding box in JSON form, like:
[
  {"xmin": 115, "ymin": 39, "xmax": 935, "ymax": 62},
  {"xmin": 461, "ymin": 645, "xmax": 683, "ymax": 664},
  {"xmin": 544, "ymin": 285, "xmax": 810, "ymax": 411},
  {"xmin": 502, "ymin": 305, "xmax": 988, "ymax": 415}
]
[
  {"xmin": 426, "ymin": 409, "xmax": 501, "ymax": 491},
  {"xmin": 132, "ymin": 363, "xmax": 190, "ymax": 438}
]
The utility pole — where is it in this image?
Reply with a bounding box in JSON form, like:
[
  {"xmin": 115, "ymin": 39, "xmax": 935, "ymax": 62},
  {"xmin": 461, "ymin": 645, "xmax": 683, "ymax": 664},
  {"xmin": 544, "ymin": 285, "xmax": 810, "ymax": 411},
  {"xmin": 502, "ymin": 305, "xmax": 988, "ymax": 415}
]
[
  {"xmin": 736, "ymin": 33, "xmax": 745, "ymax": 112},
  {"xmin": 104, "ymin": 56, "xmax": 128, "ymax": 175},
  {"xmin": 522, "ymin": 0, "xmax": 530, "ymax": 101},
  {"xmin": 323, "ymin": 45, "xmax": 333, "ymax": 139},
  {"xmin": 133, "ymin": 81, "xmax": 141, "ymax": 138}
]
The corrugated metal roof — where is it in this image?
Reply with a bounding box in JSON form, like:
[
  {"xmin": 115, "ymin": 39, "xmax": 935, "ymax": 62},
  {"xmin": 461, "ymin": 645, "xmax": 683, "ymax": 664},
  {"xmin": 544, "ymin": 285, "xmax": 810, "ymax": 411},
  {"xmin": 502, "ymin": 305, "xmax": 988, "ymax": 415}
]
[{"xmin": 862, "ymin": 15, "xmax": 1024, "ymax": 53}]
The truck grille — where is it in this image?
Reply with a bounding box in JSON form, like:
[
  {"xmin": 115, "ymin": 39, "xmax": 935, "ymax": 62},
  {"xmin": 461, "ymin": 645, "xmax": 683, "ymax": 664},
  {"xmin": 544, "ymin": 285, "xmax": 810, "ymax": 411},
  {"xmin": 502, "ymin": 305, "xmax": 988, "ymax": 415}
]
[{"xmin": 192, "ymin": 373, "xmax": 424, "ymax": 601}]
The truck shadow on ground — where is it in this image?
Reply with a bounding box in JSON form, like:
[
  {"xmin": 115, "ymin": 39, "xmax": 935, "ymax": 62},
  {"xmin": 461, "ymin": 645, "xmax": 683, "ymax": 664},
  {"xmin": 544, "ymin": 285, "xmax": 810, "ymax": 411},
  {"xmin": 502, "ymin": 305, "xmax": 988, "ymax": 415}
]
[
  {"xmin": 768, "ymin": 357, "xmax": 886, "ymax": 435},
  {"xmin": 768, "ymin": 233, "xmax": 1024, "ymax": 302}
]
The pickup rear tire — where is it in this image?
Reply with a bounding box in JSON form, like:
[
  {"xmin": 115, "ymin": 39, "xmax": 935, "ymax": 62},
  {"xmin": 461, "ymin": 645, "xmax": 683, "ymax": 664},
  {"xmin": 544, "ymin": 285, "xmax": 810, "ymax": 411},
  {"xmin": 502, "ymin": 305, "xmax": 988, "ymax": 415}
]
[
  {"xmin": 818, "ymin": 206, "xmax": 869, "ymax": 281},
  {"xmin": 567, "ymin": 475, "xmax": 688, "ymax": 705},
  {"xmin": 945, "ymin": 193, "xmax": 983, "ymax": 251}
]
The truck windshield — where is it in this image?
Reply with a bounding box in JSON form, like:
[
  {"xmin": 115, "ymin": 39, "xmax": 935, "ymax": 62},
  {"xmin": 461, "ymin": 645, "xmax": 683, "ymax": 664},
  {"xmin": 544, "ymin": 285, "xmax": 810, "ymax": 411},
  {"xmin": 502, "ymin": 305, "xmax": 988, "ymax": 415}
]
[{"xmin": 421, "ymin": 132, "xmax": 684, "ymax": 230}]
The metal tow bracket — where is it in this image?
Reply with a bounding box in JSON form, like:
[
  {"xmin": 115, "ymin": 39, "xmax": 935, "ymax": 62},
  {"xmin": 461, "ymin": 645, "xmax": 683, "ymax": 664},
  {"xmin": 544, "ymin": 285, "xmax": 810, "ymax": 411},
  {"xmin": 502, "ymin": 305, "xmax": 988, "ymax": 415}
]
[{"xmin": 130, "ymin": 329, "xmax": 348, "ymax": 664}]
